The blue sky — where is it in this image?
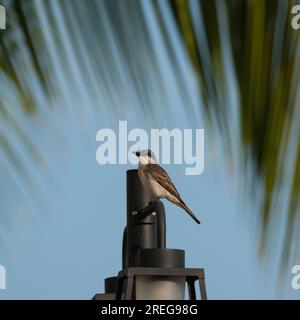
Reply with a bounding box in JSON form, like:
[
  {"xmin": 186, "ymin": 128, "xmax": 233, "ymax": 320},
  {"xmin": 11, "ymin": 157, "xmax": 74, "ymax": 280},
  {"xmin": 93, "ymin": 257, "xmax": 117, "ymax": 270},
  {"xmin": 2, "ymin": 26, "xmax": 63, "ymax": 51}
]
[
  {"xmin": 0, "ymin": 99, "xmax": 297, "ymax": 299},
  {"xmin": 0, "ymin": 0, "xmax": 299, "ymax": 299}
]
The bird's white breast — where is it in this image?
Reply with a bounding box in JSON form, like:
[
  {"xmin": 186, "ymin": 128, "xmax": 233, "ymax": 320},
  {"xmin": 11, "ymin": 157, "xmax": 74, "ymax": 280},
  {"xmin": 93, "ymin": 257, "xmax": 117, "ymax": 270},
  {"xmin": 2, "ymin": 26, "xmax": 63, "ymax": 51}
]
[{"xmin": 138, "ymin": 167, "xmax": 169, "ymax": 199}]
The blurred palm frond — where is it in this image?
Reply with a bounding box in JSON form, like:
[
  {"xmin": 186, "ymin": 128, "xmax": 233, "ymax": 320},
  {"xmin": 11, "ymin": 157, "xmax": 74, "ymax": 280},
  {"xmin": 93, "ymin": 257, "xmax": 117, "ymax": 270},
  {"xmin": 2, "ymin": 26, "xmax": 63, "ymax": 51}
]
[
  {"xmin": 168, "ymin": 0, "xmax": 300, "ymax": 268},
  {"xmin": 0, "ymin": 0, "xmax": 300, "ymax": 273}
]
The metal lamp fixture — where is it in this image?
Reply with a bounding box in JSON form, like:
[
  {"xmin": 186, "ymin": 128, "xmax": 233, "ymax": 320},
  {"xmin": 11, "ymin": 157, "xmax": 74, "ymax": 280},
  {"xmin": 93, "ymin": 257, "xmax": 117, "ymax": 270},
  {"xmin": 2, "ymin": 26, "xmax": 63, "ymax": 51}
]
[{"xmin": 93, "ymin": 170, "xmax": 207, "ymax": 300}]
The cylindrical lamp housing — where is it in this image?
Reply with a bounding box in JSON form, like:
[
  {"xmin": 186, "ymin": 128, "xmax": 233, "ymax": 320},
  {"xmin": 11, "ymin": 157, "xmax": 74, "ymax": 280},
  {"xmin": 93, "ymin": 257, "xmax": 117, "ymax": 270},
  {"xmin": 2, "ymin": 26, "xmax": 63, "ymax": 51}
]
[
  {"xmin": 135, "ymin": 249, "xmax": 186, "ymax": 300},
  {"xmin": 126, "ymin": 169, "xmax": 157, "ymax": 267}
]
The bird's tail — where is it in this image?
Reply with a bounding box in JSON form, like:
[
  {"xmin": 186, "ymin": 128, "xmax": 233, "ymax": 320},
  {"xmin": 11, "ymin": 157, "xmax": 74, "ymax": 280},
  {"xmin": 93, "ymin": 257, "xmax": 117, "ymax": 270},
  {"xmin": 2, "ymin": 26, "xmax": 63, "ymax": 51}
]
[{"xmin": 178, "ymin": 200, "xmax": 201, "ymax": 224}]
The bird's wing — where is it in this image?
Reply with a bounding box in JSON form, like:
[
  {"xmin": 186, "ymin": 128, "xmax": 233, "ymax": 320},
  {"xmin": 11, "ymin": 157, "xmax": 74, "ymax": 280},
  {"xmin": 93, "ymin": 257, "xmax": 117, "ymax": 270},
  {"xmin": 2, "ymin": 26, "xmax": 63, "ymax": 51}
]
[{"xmin": 145, "ymin": 164, "xmax": 181, "ymax": 200}]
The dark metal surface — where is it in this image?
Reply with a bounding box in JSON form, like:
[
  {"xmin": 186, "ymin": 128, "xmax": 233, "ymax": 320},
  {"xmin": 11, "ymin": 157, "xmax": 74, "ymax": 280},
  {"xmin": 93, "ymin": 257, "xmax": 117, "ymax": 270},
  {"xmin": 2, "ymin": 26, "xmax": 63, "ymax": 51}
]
[
  {"xmin": 105, "ymin": 276, "xmax": 118, "ymax": 294},
  {"xmin": 122, "ymin": 227, "xmax": 127, "ymax": 269},
  {"xmin": 155, "ymin": 201, "xmax": 166, "ymax": 248},
  {"xmin": 126, "ymin": 170, "xmax": 166, "ymax": 267},
  {"xmin": 137, "ymin": 248, "xmax": 185, "ymax": 268},
  {"xmin": 93, "ymin": 169, "xmax": 208, "ymax": 300}
]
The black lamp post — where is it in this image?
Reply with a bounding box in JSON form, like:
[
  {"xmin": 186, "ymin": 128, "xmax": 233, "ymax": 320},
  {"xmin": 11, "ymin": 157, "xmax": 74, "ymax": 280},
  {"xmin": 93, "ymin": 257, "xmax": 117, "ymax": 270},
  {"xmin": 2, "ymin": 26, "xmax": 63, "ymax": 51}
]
[{"xmin": 93, "ymin": 169, "xmax": 207, "ymax": 300}]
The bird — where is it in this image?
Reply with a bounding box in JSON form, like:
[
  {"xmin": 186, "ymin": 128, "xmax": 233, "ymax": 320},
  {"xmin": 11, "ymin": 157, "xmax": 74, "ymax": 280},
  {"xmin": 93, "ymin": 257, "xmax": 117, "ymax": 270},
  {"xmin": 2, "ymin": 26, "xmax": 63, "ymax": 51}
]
[{"xmin": 134, "ymin": 149, "xmax": 201, "ymax": 224}]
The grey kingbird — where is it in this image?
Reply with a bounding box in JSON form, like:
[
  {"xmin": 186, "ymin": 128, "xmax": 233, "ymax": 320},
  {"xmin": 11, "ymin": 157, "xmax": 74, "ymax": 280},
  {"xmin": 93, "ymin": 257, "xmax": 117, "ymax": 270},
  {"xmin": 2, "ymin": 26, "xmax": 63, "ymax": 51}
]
[{"xmin": 134, "ymin": 149, "xmax": 201, "ymax": 224}]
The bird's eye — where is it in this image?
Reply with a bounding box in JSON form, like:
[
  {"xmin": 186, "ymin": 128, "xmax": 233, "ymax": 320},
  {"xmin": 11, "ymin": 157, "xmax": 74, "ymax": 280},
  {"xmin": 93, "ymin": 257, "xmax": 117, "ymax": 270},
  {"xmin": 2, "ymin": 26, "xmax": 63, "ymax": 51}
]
[{"xmin": 136, "ymin": 151, "xmax": 140, "ymax": 157}]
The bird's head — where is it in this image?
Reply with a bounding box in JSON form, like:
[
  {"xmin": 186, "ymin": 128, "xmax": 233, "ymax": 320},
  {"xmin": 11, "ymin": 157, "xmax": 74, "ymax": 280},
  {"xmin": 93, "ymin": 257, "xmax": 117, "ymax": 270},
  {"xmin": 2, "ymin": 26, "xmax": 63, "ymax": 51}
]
[{"xmin": 133, "ymin": 149, "xmax": 157, "ymax": 165}]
